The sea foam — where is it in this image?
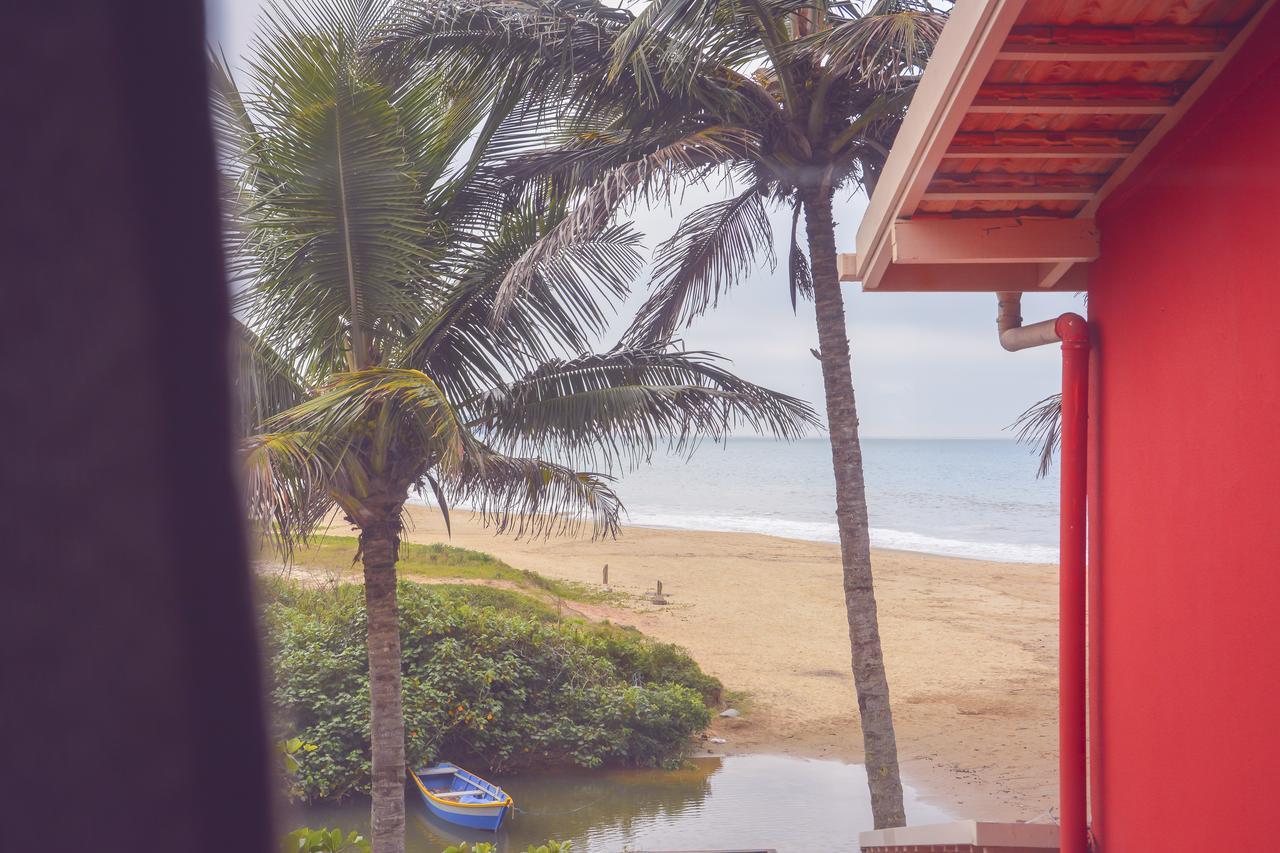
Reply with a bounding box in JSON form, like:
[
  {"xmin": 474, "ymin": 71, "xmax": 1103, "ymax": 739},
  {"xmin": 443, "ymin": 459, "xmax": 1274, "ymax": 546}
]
[{"xmin": 623, "ymin": 509, "xmax": 1057, "ymax": 564}]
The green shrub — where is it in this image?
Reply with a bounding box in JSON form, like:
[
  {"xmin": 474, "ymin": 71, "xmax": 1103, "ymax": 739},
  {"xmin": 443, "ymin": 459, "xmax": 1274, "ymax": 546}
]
[
  {"xmin": 428, "ymin": 583, "xmax": 562, "ymax": 622},
  {"xmin": 264, "ymin": 580, "xmax": 714, "ymax": 802},
  {"xmin": 282, "ymin": 828, "xmax": 369, "ymax": 853},
  {"xmin": 583, "ymin": 622, "xmax": 723, "ymax": 705},
  {"xmin": 440, "ymin": 841, "xmax": 569, "ymax": 853}
]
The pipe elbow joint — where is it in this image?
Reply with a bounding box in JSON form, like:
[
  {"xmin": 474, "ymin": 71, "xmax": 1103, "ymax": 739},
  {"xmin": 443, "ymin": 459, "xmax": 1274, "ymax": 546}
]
[{"xmin": 1055, "ymin": 312, "xmax": 1089, "ymax": 345}]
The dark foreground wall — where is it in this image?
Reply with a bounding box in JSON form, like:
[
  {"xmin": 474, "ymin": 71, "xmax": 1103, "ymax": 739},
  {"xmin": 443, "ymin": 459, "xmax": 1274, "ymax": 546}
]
[
  {"xmin": 1087, "ymin": 9, "xmax": 1280, "ymax": 850},
  {"xmin": 1, "ymin": 3, "xmax": 273, "ymax": 852}
]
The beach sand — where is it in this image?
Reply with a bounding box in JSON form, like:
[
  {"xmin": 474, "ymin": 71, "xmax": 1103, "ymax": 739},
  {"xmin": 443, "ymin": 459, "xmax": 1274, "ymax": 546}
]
[{"xmin": 342, "ymin": 505, "xmax": 1058, "ymax": 822}]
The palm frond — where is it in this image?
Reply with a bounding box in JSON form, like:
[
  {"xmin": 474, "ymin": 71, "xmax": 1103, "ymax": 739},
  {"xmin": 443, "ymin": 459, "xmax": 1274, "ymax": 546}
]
[
  {"xmin": 244, "ymin": 367, "xmax": 475, "ymax": 553},
  {"xmin": 627, "ymin": 184, "xmax": 774, "ymax": 344},
  {"xmin": 208, "ymin": 49, "xmax": 264, "ymax": 189},
  {"xmin": 372, "ymin": 0, "xmax": 631, "ymax": 112},
  {"xmin": 444, "ymin": 444, "xmax": 623, "ymax": 539},
  {"xmin": 374, "ymin": 0, "xmax": 775, "ymax": 130},
  {"xmin": 465, "ymin": 346, "xmax": 818, "ymax": 469},
  {"xmin": 1011, "ymin": 393, "xmax": 1062, "ymax": 479},
  {"xmin": 267, "ymin": 368, "xmax": 470, "ymax": 477},
  {"xmin": 607, "ymin": 0, "xmax": 808, "ymax": 102},
  {"xmin": 243, "ymin": 429, "xmax": 342, "ymax": 557},
  {"xmin": 607, "ymin": 0, "xmax": 723, "ymax": 89},
  {"xmin": 232, "ymin": 319, "xmax": 308, "ymax": 435},
  {"xmin": 220, "ymin": 0, "xmax": 447, "ymax": 378},
  {"xmin": 401, "ymin": 208, "xmax": 644, "ymax": 402},
  {"xmin": 788, "ymin": 200, "xmax": 813, "ymax": 309},
  {"xmin": 794, "ymin": 0, "xmax": 946, "ymax": 87},
  {"xmin": 493, "ymin": 125, "xmax": 756, "ymax": 323}
]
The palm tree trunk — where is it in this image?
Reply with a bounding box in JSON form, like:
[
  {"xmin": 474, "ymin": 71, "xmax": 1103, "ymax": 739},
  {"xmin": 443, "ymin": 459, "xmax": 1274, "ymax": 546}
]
[
  {"xmin": 802, "ymin": 188, "xmax": 906, "ymax": 829},
  {"xmin": 361, "ymin": 521, "xmax": 406, "ymax": 853}
]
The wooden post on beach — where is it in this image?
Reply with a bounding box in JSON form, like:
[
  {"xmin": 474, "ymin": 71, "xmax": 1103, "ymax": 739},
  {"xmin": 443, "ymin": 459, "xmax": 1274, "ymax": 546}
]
[{"xmin": 602, "ymin": 563, "xmax": 609, "ymax": 589}]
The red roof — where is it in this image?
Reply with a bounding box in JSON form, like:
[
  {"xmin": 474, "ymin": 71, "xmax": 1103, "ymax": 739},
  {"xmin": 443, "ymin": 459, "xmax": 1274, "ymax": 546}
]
[{"xmin": 844, "ymin": 0, "xmax": 1275, "ymax": 292}]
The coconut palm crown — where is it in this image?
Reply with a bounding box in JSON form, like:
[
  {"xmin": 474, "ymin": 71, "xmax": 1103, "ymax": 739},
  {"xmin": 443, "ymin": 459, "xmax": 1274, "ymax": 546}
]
[
  {"xmin": 215, "ymin": 2, "xmax": 817, "ymax": 851},
  {"xmin": 372, "ymin": 0, "xmax": 946, "ymax": 830}
]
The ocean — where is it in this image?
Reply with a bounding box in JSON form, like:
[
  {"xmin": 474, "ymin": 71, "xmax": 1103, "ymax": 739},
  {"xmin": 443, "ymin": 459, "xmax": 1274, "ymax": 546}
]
[{"xmin": 608, "ymin": 437, "xmax": 1058, "ymax": 564}]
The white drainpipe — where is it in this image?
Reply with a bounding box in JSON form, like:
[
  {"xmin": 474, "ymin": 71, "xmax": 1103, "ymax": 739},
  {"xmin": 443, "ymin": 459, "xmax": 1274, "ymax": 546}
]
[{"xmin": 997, "ymin": 291, "xmax": 1062, "ymax": 351}]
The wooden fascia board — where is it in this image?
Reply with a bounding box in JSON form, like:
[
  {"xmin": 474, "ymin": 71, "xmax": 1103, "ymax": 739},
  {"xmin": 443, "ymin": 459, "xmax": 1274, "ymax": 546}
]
[
  {"xmin": 891, "ymin": 218, "xmax": 1099, "ymax": 265},
  {"xmin": 852, "ymin": 0, "xmax": 1028, "ymax": 289},
  {"xmin": 875, "ymin": 260, "xmax": 1090, "ymax": 292},
  {"xmin": 837, "ymin": 253, "xmax": 859, "ymax": 280}
]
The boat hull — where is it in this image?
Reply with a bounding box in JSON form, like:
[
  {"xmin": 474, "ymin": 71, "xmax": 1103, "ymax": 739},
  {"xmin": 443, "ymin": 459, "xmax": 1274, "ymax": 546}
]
[
  {"xmin": 411, "ymin": 763, "xmax": 512, "ymax": 832},
  {"xmin": 417, "ymin": 793, "xmax": 509, "ymax": 831}
]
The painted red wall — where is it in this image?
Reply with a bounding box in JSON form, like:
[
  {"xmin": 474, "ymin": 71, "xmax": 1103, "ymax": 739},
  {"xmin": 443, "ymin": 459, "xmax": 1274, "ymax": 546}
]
[{"xmin": 1087, "ymin": 13, "xmax": 1280, "ymax": 851}]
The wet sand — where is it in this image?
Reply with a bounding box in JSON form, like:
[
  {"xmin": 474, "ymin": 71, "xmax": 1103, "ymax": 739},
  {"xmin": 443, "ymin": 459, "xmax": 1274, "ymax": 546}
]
[{"xmin": 331, "ymin": 505, "xmax": 1059, "ymax": 821}]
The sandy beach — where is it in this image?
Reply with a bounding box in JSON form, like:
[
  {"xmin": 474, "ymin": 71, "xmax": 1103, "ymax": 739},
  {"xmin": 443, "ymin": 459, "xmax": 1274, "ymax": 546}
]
[{"xmin": 311, "ymin": 505, "xmax": 1059, "ymax": 821}]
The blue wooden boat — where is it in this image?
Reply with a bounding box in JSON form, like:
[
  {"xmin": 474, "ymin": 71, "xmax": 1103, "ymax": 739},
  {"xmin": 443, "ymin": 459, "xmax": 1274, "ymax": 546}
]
[{"xmin": 411, "ymin": 762, "xmax": 512, "ymax": 832}]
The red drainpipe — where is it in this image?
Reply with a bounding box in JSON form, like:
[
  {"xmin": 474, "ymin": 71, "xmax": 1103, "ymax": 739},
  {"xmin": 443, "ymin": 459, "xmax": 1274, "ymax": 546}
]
[
  {"xmin": 997, "ymin": 297, "xmax": 1092, "ymax": 853},
  {"xmin": 1057, "ymin": 313, "xmax": 1090, "ymax": 853}
]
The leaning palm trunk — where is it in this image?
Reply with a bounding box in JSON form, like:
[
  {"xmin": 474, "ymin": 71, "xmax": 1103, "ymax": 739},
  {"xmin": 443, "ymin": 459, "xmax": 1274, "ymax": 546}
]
[{"xmin": 803, "ymin": 189, "xmax": 904, "ymax": 828}]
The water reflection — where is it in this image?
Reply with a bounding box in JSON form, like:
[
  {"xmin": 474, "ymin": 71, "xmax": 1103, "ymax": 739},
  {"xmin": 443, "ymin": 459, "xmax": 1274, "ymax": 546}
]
[
  {"xmin": 293, "ymin": 755, "xmax": 950, "ymax": 852},
  {"xmin": 489, "ymin": 759, "xmax": 720, "ymax": 848}
]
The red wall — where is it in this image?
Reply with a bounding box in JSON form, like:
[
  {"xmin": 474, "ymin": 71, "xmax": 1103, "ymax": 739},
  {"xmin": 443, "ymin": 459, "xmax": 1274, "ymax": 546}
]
[{"xmin": 1087, "ymin": 14, "xmax": 1280, "ymax": 851}]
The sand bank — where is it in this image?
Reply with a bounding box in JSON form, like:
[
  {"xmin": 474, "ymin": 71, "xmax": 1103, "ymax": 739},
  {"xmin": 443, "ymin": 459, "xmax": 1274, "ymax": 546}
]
[{"xmin": 339, "ymin": 505, "xmax": 1059, "ymax": 821}]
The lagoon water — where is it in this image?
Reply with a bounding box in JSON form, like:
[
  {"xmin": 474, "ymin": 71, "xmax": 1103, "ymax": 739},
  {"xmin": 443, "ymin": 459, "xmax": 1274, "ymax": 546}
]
[
  {"xmin": 296, "ymin": 755, "xmax": 952, "ymax": 852},
  {"xmin": 612, "ymin": 437, "xmax": 1058, "ymax": 564}
]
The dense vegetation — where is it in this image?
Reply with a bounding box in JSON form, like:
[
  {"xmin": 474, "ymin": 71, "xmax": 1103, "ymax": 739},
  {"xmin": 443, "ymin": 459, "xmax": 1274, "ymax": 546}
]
[{"xmin": 263, "ymin": 578, "xmax": 719, "ymax": 802}]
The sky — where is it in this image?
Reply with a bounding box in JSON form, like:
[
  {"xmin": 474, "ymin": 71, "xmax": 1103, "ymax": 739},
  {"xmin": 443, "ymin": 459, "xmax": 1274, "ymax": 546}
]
[{"xmin": 207, "ymin": 0, "xmax": 1081, "ymax": 439}]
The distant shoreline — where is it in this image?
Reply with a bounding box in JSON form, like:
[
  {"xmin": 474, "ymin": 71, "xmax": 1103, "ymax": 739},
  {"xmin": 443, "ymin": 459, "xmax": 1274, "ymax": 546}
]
[
  {"xmin": 619, "ymin": 512, "xmax": 1059, "ymax": 565},
  {"xmin": 406, "ymin": 497, "xmax": 1059, "ymax": 565},
  {"xmin": 389, "ymin": 506, "xmax": 1060, "ymax": 822},
  {"xmin": 419, "ymin": 435, "xmax": 1061, "ymax": 564}
]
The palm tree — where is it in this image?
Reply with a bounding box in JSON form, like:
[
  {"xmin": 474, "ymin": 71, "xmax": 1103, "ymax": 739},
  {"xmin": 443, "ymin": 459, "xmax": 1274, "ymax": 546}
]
[
  {"xmin": 373, "ymin": 0, "xmax": 946, "ymax": 828},
  {"xmin": 214, "ymin": 3, "xmax": 815, "ymax": 851}
]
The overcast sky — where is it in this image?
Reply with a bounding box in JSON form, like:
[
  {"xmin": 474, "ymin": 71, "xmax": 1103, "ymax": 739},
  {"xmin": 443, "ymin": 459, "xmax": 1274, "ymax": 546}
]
[{"xmin": 208, "ymin": 0, "xmax": 1080, "ymax": 439}]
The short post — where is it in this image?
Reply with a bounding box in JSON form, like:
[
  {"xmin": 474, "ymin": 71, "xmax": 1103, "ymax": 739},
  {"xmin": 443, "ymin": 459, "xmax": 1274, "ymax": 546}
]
[{"xmin": 602, "ymin": 563, "xmax": 609, "ymax": 589}]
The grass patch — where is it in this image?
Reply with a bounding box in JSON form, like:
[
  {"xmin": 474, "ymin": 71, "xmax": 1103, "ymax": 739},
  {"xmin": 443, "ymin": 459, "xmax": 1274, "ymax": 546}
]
[
  {"xmin": 720, "ymin": 688, "xmax": 754, "ymax": 716},
  {"xmin": 284, "ymin": 535, "xmax": 619, "ymax": 605}
]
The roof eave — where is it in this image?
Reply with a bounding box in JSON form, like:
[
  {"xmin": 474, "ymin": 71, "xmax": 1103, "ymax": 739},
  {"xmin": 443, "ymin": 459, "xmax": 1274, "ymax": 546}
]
[{"xmin": 851, "ymin": 0, "xmax": 1029, "ymax": 291}]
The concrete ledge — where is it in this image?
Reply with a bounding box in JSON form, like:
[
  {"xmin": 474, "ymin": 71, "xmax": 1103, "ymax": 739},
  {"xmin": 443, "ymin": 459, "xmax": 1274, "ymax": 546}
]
[{"xmin": 860, "ymin": 820, "xmax": 1059, "ymax": 851}]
